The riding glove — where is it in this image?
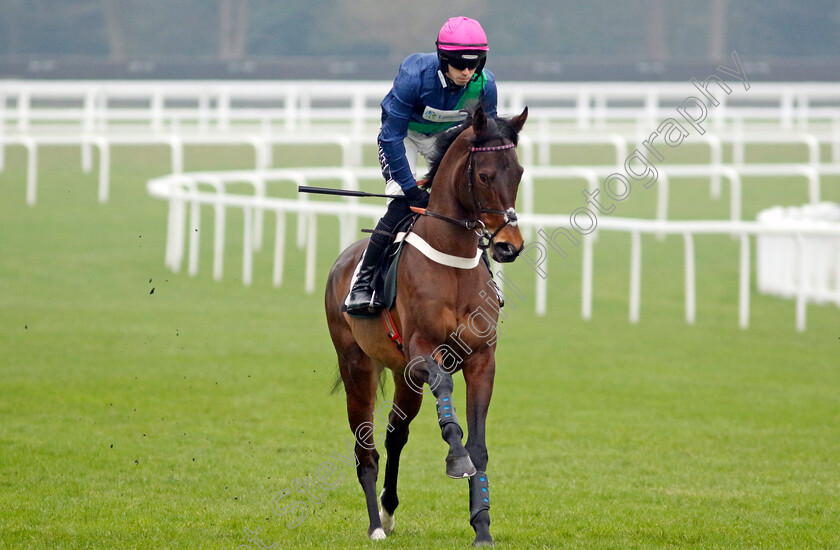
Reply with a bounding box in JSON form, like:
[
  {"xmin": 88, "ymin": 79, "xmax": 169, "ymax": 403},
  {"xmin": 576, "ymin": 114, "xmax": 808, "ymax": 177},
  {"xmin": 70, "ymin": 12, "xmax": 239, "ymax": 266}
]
[{"xmin": 402, "ymin": 185, "xmax": 430, "ymax": 209}]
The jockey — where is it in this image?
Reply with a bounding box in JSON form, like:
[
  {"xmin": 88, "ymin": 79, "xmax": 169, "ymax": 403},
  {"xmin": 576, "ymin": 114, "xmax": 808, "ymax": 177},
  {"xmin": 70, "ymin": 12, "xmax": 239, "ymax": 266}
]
[{"xmin": 345, "ymin": 16, "xmax": 498, "ymax": 316}]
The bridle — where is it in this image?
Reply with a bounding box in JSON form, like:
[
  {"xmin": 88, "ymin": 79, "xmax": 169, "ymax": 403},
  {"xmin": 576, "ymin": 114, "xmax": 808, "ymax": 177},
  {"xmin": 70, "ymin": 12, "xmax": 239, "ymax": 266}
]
[{"xmin": 413, "ymin": 141, "xmax": 519, "ymax": 250}]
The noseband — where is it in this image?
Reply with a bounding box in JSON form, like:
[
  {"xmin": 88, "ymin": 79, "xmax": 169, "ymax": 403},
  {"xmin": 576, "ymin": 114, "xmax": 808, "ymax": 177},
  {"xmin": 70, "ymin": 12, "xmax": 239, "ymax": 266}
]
[{"xmin": 416, "ymin": 141, "xmax": 519, "ymax": 250}]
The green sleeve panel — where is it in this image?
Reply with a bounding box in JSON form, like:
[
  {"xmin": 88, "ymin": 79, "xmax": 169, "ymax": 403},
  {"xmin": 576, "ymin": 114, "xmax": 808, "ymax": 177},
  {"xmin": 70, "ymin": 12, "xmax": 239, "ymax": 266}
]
[{"xmin": 407, "ymin": 73, "xmax": 487, "ymax": 135}]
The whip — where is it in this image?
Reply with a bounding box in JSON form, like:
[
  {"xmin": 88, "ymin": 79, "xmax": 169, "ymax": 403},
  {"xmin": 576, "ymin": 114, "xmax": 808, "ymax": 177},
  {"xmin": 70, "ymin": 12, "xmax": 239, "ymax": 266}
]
[{"xmin": 297, "ymin": 185, "xmax": 403, "ymax": 200}]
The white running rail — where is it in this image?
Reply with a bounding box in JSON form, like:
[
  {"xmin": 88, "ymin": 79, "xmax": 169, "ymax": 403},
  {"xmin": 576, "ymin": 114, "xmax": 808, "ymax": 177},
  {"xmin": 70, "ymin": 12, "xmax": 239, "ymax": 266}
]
[
  {"xmin": 5, "ymin": 80, "xmax": 840, "ymax": 132},
  {"xmin": 756, "ymin": 202, "xmax": 840, "ymax": 308},
  {"xmin": 147, "ymin": 169, "xmax": 840, "ymax": 332}
]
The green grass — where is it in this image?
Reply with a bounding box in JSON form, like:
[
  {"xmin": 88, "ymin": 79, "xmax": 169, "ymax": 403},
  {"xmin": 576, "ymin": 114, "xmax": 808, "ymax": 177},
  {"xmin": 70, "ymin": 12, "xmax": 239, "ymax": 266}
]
[{"xmin": 1, "ymin": 140, "xmax": 839, "ymax": 549}]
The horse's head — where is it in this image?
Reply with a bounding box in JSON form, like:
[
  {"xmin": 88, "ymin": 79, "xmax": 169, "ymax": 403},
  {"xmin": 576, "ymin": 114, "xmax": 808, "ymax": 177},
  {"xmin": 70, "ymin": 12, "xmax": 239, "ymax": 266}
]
[{"xmin": 462, "ymin": 106, "xmax": 528, "ymax": 263}]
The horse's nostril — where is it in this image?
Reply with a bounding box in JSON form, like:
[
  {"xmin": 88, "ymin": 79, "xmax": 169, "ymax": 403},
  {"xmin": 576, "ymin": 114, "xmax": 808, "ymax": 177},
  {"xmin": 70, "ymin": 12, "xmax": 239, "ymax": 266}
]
[{"xmin": 492, "ymin": 242, "xmax": 520, "ymax": 263}]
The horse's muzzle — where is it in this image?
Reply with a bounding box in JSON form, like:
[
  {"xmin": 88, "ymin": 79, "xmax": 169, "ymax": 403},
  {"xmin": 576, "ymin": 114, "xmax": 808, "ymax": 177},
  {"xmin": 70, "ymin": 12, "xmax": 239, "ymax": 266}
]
[{"xmin": 491, "ymin": 241, "xmax": 523, "ymax": 263}]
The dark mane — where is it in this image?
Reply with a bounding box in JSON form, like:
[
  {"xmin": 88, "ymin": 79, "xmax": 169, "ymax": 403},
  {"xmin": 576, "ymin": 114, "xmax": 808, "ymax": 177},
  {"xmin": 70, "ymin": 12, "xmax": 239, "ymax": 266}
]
[{"xmin": 422, "ymin": 112, "xmax": 521, "ymax": 187}]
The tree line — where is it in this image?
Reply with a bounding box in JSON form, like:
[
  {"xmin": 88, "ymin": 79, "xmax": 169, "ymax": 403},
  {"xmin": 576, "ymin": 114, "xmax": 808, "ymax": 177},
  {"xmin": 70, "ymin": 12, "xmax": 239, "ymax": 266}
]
[{"xmin": 1, "ymin": 0, "xmax": 837, "ymax": 62}]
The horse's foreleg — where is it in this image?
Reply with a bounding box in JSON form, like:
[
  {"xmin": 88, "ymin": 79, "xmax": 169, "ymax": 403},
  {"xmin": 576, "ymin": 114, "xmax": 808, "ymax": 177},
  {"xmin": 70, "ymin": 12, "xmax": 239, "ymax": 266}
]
[
  {"xmin": 463, "ymin": 352, "xmax": 496, "ymax": 546},
  {"xmin": 404, "ymin": 349, "xmax": 476, "ymax": 479},
  {"xmin": 378, "ymin": 374, "xmax": 423, "ymax": 533}
]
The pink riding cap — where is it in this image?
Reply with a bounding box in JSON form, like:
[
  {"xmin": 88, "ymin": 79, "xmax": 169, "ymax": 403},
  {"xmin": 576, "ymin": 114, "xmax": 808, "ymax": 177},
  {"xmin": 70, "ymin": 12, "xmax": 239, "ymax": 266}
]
[{"xmin": 436, "ymin": 17, "xmax": 489, "ymax": 51}]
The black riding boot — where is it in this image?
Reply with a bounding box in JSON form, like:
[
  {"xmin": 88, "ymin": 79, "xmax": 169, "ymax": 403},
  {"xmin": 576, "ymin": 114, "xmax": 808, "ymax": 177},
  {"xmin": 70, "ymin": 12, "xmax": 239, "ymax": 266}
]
[{"xmin": 345, "ymin": 230, "xmax": 392, "ymax": 317}]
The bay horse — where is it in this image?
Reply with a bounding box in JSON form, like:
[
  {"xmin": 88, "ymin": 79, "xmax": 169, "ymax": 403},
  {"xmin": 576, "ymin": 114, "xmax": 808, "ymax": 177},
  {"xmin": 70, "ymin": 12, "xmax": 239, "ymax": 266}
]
[{"xmin": 324, "ymin": 106, "xmax": 528, "ymax": 546}]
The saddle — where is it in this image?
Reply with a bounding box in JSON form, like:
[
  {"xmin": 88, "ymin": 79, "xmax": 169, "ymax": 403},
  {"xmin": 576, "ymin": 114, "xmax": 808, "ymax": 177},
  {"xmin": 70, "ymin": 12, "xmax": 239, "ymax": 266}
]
[{"xmin": 343, "ymin": 214, "xmax": 418, "ymax": 317}]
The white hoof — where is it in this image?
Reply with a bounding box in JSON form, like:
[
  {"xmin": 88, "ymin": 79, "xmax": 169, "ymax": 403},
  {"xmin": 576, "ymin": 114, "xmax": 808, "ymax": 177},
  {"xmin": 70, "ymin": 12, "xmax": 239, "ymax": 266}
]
[
  {"xmin": 379, "ymin": 489, "xmax": 395, "ymax": 533},
  {"xmin": 379, "ymin": 509, "xmax": 395, "ymax": 534},
  {"xmin": 369, "ymin": 527, "xmax": 387, "ymax": 540}
]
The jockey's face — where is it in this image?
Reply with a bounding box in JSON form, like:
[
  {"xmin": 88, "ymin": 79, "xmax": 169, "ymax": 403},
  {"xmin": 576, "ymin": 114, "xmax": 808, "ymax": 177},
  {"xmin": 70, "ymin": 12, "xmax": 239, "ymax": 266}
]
[{"xmin": 446, "ymin": 65, "xmax": 476, "ymax": 87}]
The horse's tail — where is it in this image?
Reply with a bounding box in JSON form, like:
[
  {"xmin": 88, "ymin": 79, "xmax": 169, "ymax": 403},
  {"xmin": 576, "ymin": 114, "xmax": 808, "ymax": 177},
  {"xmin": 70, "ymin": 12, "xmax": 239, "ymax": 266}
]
[{"xmin": 330, "ymin": 369, "xmax": 344, "ymax": 395}]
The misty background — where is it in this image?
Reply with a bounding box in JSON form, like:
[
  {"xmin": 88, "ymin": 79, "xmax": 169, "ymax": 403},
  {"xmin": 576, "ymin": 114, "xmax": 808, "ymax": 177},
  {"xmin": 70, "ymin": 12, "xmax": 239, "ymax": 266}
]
[{"xmin": 1, "ymin": 0, "xmax": 838, "ymax": 80}]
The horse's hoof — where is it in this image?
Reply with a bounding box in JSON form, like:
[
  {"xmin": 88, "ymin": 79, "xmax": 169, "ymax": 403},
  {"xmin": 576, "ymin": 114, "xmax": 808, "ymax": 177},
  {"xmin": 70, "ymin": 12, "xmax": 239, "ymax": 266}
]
[
  {"xmin": 472, "ymin": 537, "xmax": 494, "ymax": 547},
  {"xmin": 446, "ymin": 454, "xmax": 476, "ymax": 479},
  {"xmin": 369, "ymin": 527, "xmax": 386, "ymax": 540},
  {"xmin": 379, "ymin": 509, "xmax": 395, "ymax": 534},
  {"xmin": 378, "ymin": 489, "xmax": 396, "ymax": 533}
]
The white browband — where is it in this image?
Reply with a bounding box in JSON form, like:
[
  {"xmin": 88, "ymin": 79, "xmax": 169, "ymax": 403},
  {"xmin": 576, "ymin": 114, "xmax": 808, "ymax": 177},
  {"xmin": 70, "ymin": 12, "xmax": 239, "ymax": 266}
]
[{"xmin": 395, "ymin": 232, "xmax": 482, "ymax": 269}]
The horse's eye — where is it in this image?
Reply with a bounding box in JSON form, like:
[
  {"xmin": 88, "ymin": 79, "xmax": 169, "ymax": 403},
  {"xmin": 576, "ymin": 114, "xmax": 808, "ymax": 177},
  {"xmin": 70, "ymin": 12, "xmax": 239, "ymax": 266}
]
[{"xmin": 478, "ymin": 173, "xmax": 490, "ymax": 186}]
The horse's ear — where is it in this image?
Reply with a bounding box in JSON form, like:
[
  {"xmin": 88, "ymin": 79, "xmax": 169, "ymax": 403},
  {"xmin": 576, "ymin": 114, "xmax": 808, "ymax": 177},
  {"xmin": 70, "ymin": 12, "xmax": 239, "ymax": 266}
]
[
  {"xmin": 473, "ymin": 106, "xmax": 488, "ymax": 135},
  {"xmin": 510, "ymin": 106, "xmax": 529, "ymax": 133}
]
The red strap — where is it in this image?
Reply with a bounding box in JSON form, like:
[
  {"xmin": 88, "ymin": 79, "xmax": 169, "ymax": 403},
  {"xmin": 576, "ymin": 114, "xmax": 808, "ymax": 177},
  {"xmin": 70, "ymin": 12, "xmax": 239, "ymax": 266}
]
[{"xmin": 381, "ymin": 309, "xmax": 403, "ymax": 351}]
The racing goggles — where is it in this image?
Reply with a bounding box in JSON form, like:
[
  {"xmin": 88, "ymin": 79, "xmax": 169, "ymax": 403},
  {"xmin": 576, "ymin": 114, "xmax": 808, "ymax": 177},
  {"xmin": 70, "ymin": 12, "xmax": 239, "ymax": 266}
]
[{"xmin": 443, "ymin": 52, "xmax": 485, "ymax": 71}]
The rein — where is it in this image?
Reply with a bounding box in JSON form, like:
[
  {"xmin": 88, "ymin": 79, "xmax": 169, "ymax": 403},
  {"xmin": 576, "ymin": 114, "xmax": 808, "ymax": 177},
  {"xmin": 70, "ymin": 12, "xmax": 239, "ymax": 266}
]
[{"xmin": 413, "ymin": 141, "xmax": 519, "ymax": 250}]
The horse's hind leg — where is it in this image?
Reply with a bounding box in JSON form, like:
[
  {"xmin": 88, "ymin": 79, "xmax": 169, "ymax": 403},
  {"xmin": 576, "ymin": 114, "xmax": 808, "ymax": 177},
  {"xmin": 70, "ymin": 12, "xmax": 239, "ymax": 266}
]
[
  {"xmin": 378, "ymin": 372, "xmax": 423, "ymax": 534},
  {"xmin": 337, "ymin": 345, "xmax": 386, "ymax": 539}
]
